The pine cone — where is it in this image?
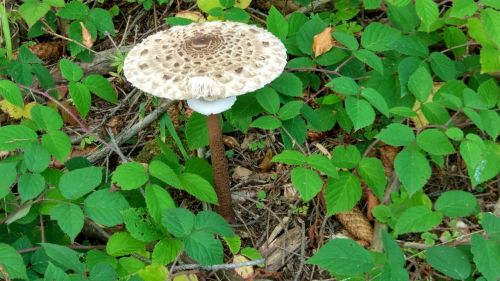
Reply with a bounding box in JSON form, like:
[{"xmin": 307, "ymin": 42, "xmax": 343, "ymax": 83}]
[{"xmin": 335, "ymin": 207, "xmax": 373, "ymax": 244}]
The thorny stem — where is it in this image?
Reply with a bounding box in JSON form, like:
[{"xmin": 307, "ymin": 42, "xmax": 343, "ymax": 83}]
[{"xmin": 207, "ymin": 114, "xmax": 235, "ymax": 223}]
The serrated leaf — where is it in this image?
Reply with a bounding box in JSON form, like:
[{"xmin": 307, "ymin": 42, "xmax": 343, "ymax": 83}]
[
  {"xmin": 354, "ymin": 49, "xmax": 383, "ymax": 73},
  {"xmin": 145, "ymin": 184, "xmax": 176, "ymax": 225},
  {"xmin": 361, "ymin": 88, "xmax": 389, "ymax": 117},
  {"xmin": 180, "ymin": 173, "xmax": 218, "ymax": 204},
  {"xmin": 408, "ymin": 66, "xmax": 433, "ymax": 102},
  {"xmin": 24, "ymin": 142, "xmax": 50, "ymax": 173},
  {"xmin": 327, "ymin": 77, "xmax": 359, "ymax": 96},
  {"xmin": 68, "ymin": 81, "xmax": 91, "ymax": 118},
  {"xmin": 358, "ymin": 157, "xmax": 386, "ymax": 199},
  {"xmin": 50, "ymin": 203, "xmax": 84, "ymax": 242},
  {"xmin": 251, "ymin": 116, "xmax": 282, "ymax": 130},
  {"xmin": 426, "ymin": 246, "xmax": 472, "ymax": 280},
  {"xmin": 306, "ymin": 154, "xmax": 338, "ymax": 178},
  {"xmin": 30, "ymin": 105, "xmax": 63, "ymax": 131},
  {"xmin": 361, "ymin": 22, "xmax": 401, "ymax": 51},
  {"xmin": 435, "ymin": 191, "xmax": 478, "ymax": 218},
  {"xmin": 333, "ymin": 31, "xmax": 358, "ymax": 51},
  {"xmin": 184, "ymin": 231, "xmax": 223, "ymax": 265},
  {"xmin": 56, "ymin": 1, "xmax": 88, "ymax": 20},
  {"xmin": 306, "ymin": 239, "xmax": 374, "ymax": 276},
  {"xmin": 0, "ymin": 125, "xmax": 38, "ymax": 151},
  {"xmin": 0, "ymin": 80, "xmax": 24, "ymax": 108},
  {"xmin": 290, "ymin": 167, "xmax": 323, "ymax": 201},
  {"xmin": 394, "ymin": 206, "xmax": 442, "ymax": 236},
  {"xmin": 112, "ymin": 162, "xmax": 148, "ymax": 190},
  {"xmin": 271, "ymin": 72, "xmax": 303, "ymax": 97},
  {"xmin": 325, "ymin": 172, "xmax": 362, "ymax": 216},
  {"xmin": 267, "ymin": 6, "xmax": 287, "ymax": 41},
  {"xmin": 194, "ymin": 211, "xmax": 234, "ymax": 237},
  {"xmin": 416, "ymin": 129, "xmax": 455, "ymax": 156},
  {"xmin": 255, "ymin": 87, "xmax": 280, "ymax": 114},
  {"xmin": 40, "ymin": 243, "xmax": 85, "ymax": 273},
  {"xmin": 41, "ymin": 131, "xmax": 71, "ymax": 162},
  {"xmin": 470, "ymin": 234, "xmax": 500, "ymax": 281},
  {"xmin": 19, "ymin": 0, "xmax": 50, "ymax": 27},
  {"xmin": 185, "ymin": 112, "xmax": 208, "ymax": 149},
  {"xmin": 449, "ymin": 0, "xmax": 477, "ymax": 18},
  {"xmin": 149, "ymin": 160, "xmax": 182, "ymax": 188},
  {"xmin": 84, "ymin": 189, "xmax": 130, "ymax": 227},
  {"xmin": 278, "ymin": 101, "xmax": 303, "ymax": 120},
  {"xmin": 272, "ymin": 150, "xmax": 306, "ymax": 165},
  {"xmin": 394, "ymin": 148, "xmax": 431, "ymax": 196},
  {"xmin": 152, "ymin": 238, "xmax": 183, "ymax": 265},
  {"xmin": 121, "ymin": 208, "xmax": 163, "ymax": 242},
  {"xmin": 376, "ymin": 123, "xmax": 415, "ymax": 146},
  {"xmin": 429, "ymin": 52, "xmax": 456, "ymax": 81},
  {"xmin": 162, "ymin": 208, "xmax": 195, "ymax": 238},
  {"xmin": 60, "ymin": 58, "xmax": 84, "ymax": 82},
  {"xmin": 59, "ymin": 166, "xmax": 102, "ymax": 199},
  {"xmin": 0, "ymin": 243, "xmax": 28, "ymax": 280},
  {"xmin": 345, "ymin": 96, "xmax": 375, "ymax": 131},
  {"xmin": 415, "ymin": 0, "xmax": 439, "ymax": 32},
  {"xmin": 331, "ymin": 145, "xmax": 361, "ymax": 169},
  {"xmin": 18, "ymin": 173, "xmax": 45, "ymax": 203},
  {"xmin": 106, "ymin": 232, "xmax": 145, "ymax": 257},
  {"xmin": 83, "ymin": 75, "xmax": 118, "ymax": 104}
]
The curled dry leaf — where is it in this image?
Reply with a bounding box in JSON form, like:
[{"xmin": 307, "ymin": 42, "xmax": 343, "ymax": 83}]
[
  {"xmin": 233, "ymin": 255, "xmax": 254, "ymax": 281},
  {"xmin": 80, "ymin": 22, "xmax": 94, "ymax": 48},
  {"xmin": 12, "ymin": 41, "xmax": 65, "ymax": 60},
  {"xmin": 232, "ymin": 166, "xmax": 253, "ymax": 180},
  {"xmin": 176, "ymin": 10, "xmax": 206, "ymax": 22},
  {"xmin": 223, "ymin": 135, "xmax": 240, "ymax": 148},
  {"xmin": 312, "ymin": 27, "xmax": 334, "ymax": 57},
  {"xmin": 283, "ymin": 183, "xmax": 299, "ymax": 202},
  {"xmin": 335, "ymin": 207, "xmax": 373, "ymax": 244},
  {"xmin": 259, "ymin": 149, "xmax": 274, "ymax": 172}
]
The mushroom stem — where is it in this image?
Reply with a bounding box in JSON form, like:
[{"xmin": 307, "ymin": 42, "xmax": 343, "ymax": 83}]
[{"xmin": 207, "ymin": 114, "xmax": 235, "ymax": 223}]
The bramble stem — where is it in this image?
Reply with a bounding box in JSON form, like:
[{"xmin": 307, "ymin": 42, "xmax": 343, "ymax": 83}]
[{"xmin": 207, "ymin": 114, "xmax": 234, "ymax": 223}]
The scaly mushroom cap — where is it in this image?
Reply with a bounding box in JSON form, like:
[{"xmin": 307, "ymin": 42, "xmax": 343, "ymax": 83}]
[{"xmin": 123, "ymin": 21, "xmax": 287, "ymax": 101}]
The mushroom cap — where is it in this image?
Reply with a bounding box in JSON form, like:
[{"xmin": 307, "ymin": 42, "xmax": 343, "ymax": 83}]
[{"xmin": 123, "ymin": 21, "xmax": 287, "ymax": 101}]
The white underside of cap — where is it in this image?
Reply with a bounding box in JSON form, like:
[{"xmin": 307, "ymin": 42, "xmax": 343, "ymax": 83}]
[{"xmin": 187, "ymin": 96, "xmax": 237, "ymax": 115}]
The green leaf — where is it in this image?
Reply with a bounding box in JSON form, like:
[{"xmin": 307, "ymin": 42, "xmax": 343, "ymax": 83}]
[
  {"xmin": 84, "ymin": 189, "xmax": 130, "ymax": 227},
  {"xmin": 112, "ymin": 162, "xmax": 148, "ymax": 190},
  {"xmin": 83, "ymin": 75, "xmax": 118, "ymax": 104},
  {"xmin": 152, "ymin": 238, "xmax": 183, "ymax": 265},
  {"xmin": 301, "ymin": 105, "xmax": 336, "ymax": 132},
  {"xmin": 180, "ymin": 173, "xmax": 218, "ymax": 204},
  {"xmin": 145, "ymin": 184, "xmax": 176, "ymax": 225},
  {"xmin": 286, "ymin": 57, "xmax": 316, "ymax": 69},
  {"xmin": 444, "ymin": 27, "xmax": 468, "ymax": 57},
  {"xmin": 345, "ymin": 96, "xmax": 375, "ymax": 131},
  {"xmin": 290, "ymin": 167, "xmax": 323, "ymax": 202},
  {"xmin": 44, "ymin": 263, "xmax": 70, "ymax": 281},
  {"xmin": 422, "ymin": 103, "xmax": 451, "ymax": 125},
  {"xmin": 416, "ymin": 129, "xmax": 455, "ymax": 155},
  {"xmin": 326, "ymin": 77, "xmax": 359, "ymax": 96},
  {"xmin": 267, "ymin": 6, "xmax": 287, "ymax": 41},
  {"xmin": 391, "ymin": 35, "xmax": 429, "ymax": 57},
  {"xmin": 185, "ymin": 112, "xmax": 208, "ymax": 149},
  {"xmin": 477, "ymin": 79, "xmax": 499, "ymax": 109},
  {"xmin": 331, "ymin": 145, "xmax": 361, "ymax": 169},
  {"xmin": 68, "ymin": 81, "xmax": 91, "ymax": 118},
  {"xmin": 162, "ymin": 208, "xmax": 195, "ymax": 238},
  {"xmin": 354, "ymin": 49, "xmax": 383, "ymax": 73},
  {"xmin": 481, "ymin": 8, "xmax": 500, "ymax": 48},
  {"xmin": 426, "ymin": 246, "xmax": 472, "ymax": 279},
  {"xmin": 408, "ymin": 66, "xmax": 433, "ymax": 102},
  {"xmin": 271, "ymin": 72, "xmax": 303, "ymax": 97},
  {"xmin": 59, "ymin": 166, "xmax": 102, "ymax": 199},
  {"xmin": 445, "ymin": 127, "xmax": 464, "ymax": 141},
  {"xmin": 306, "ymin": 154, "xmax": 338, "ymax": 178},
  {"xmin": 333, "ymin": 31, "xmax": 359, "ymax": 50},
  {"xmin": 24, "ymin": 142, "xmax": 50, "ymax": 173},
  {"xmin": 184, "ymin": 231, "xmax": 223, "ymax": 265},
  {"xmin": 429, "ymin": 52, "xmax": 456, "ymax": 81},
  {"xmin": 394, "ymin": 148, "xmax": 431, "ymax": 196},
  {"xmin": 449, "ymin": 0, "xmax": 477, "ymax": 18},
  {"xmin": 122, "ymin": 208, "xmax": 163, "ymax": 242},
  {"xmin": 435, "ymin": 191, "xmax": 478, "ymax": 218},
  {"xmin": 360, "ymin": 88, "xmax": 389, "ymax": 117},
  {"xmin": 381, "ymin": 230, "xmax": 405, "ymax": 268},
  {"xmin": 60, "ymin": 58, "xmax": 84, "ymax": 82},
  {"xmin": 272, "ymin": 150, "xmax": 306, "ymax": 165},
  {"xmin": 471, "ymin": 234, "xmax": 500, "ymax": 281},
  {"xmin": 251, "ymin": 116, "xmax": 282, "ymax": 130},
  {"xmin": 376, "ymin": 123, "xmax": 415, "ymax": 147},
  {"xmin": 0, "ymin": 80, "xmax": 23, "ymax": 108},
  {"xmin": 460, "ymin": 138, "xmax": 500, "ymax": 186},
  {"xmin": 41, "ymin": 131, "xmax": 71, "ymax": 162},
  {"xmin": 50, "ymin": 203, "xmax": 84, "ymax": 242},
  {"xmin": 394, "ymin": 206, "xmax": 443, "ymax": 236},
  {"xmin": 30, "ymin": 105, "xmax": 63, "ymax": 131},
  {"xmin": 479, "ymin": 47, "xmax": 500, "ymax": 75},
  {"xmin": 194, "ymin": 211, "xmax": 234, "ymax": 237},
  {"xmin": 415, "ymin": 0, "xmax": 439, "ymax": 32},
  {"xmin": 255, "ymin": 87, "xmax": 280, "ymax": 114},
  {"xmin": 149, "ymin": 160, "xmax": 182, "ymax": 188},
  {"xmin": 481, "ymin": 0, "xmax": 500, "ymax": 9},
  {"xmin": 18, "ymin": 173, "xmax": 45, "ymax": 203},
  {"xmin": 307, "ymin": 239, "xmax": 374, "ymax": 276},
  {"xmin": 389, "ymin": 107, "xmax": 416, "ymax": 119},
  {"xmin": 296, "ymin": 16, "xmax": 328, "ymax": 55},
  {"xmin": 0, "ymin": 125, "xmax": 38, "ymax": 151},
  {"xmin": 361, "ymin": 22, "xmax": 401, "ymax": 51},
  {"xmin": 88, "ymin": 8, "xmax": 115, "ymax": 36},
  {"xmin": 0, "ymin": 243, "xmax": 28, "ymax": 280},
  {"xmin": 278, "ymin": 101, "xmax": 303, "ymax": 120},
  {"xmin": 19, "ymin": 0, "xmax": 50, "ymax": 27},
  {"xmin": 106, "ymin": 232, "xmax": 145, "ymax": 257},
  {"xmin": 40, "ymin": 243, "xmax": 85, "ymax": 273},
  {"xmin": 0, "ymin": 162, "xmax": 17, "ymax": 199},
  {"xmin": 358, "ymin": 157, "xmax": 387, "ymax": 200},
  {"xmin": 325, "ymin": 172, "xmax": 362, "ymax": 216},
  {"xmin": 89, "ymin": 263, "xmax": 117, "ymax": 281},
  {"xmin": 479, "ymin": 110, "xmax": 500, "ymax": 139},
  {"xmin": 56, "ymin": 0, "xmax": 89, "ymax": 20},
  {"xmin": 482, "ymin": 213, "xmax": 500, "ymax": 239}
]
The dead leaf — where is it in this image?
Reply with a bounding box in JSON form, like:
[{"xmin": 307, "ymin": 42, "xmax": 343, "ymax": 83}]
[
  {"xmin": 312, "ymin": 27, "xmax": 334, "ymax": 57},
  {"xmin": 259, "ymin": 149, "xmax": 274, "ymax": 172},
  {"xmin": 80, "ymin": 22, "xmax": 94, "ymax": 48},
  {"xmin": 223, "ymin": 135, "xmax": 240, "ymax": 148},
  {"xmin": 58, "ymin": 100, "xmax": 79, "ymax": 126},
  {"xmin": 232, "ymin": 166, "xmax": 253, "ymax": 180},
  {"xmin": 233, "ymin": 255, "xmax": 254, "ymax": 281}
]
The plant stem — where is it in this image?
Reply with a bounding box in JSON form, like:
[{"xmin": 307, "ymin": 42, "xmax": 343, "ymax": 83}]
[
  {"xmin": 0, "ymin": 2, "xmax": 13, "ymax": 60},
  {"xmin": 207, "ymin": 114, "xmax": 234, "ymax": 223}
]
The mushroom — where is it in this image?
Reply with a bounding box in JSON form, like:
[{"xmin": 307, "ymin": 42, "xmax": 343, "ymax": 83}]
[{"xmin": 123, "ymin": 21, "xmax": 287, "ymax": 222}]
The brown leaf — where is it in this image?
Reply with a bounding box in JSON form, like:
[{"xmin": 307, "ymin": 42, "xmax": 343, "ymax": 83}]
[
  {"xmin": 80, "ymin": 22, "xmax": 94, "ymax": 48},
  {"xmin": 312, "ymin": 27, "xmax": 334, "ymax": 57},
  {"xmin": 233, "ymin": 255, "xmax": 254, "ymax": 281},
  {"xmin": 13, "ymin": 41, "xmax": 65, "ymax": 61},
  {"xmin": 259, "ymin": 149, "xmax": 274, "ymax": 172}
]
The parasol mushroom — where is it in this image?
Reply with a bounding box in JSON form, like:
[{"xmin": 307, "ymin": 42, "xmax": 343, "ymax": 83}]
[{"xmin": 123, "ymin": 21, "xmax": 287, "ymax": 223}]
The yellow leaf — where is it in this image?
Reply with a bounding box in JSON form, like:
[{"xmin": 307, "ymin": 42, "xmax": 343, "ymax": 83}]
[
  {"xmin": 234, "ymin": 0, "xmax": 252, "ymax": 9},
  {"xmin": 233, "ymin": 255, "xmax": 254, "ymax": 280},
  {"xmin": 0, "ymin": 100, "xmax": 36, "ymax": 119},
  {"xmin": 173, "ymin": 273, "xmax": 199, "ymax": 281},
  {"xmin": 176, "ymin": 11, "xmax": 206, "ymax": 22},
  {"xmin": 312, "ymin": 27, "xmax": 334, "ymax": 58},
  {"xmin": 410, "ymin": 82, "xmax": 443, "ymax": 128}
]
